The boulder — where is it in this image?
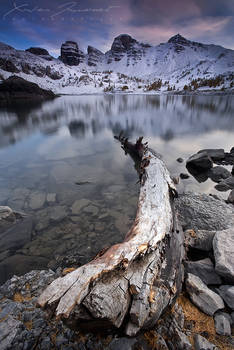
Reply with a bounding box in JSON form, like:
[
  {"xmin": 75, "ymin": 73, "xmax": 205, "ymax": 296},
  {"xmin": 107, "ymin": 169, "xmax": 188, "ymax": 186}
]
[
  {"xmin": 186, "ymin": 273, "xmax": 224, "ymax": 316},
  {"xmin": 208, "ymin": 166, "xmax": 230, "ymax": 183},
  {"xmin": 184, "ymin": 259, "xmax": 222, "ymax": 285},
  {"xmin": 184, "ymin": 229, "xmax": 215, "ymax": 251},
  {"xmin": 214, "ymin": 312, "xmax": 231, "ymax": 336},
  {"xmin": 213, "ymin": 228, "xmax": 234, "ymax": 282},
  {"xmin": 175, "ymin": 192, "xmax": 234, "ymax": 231},
  {"xmin": 218, "ymin": 285, "xmax": 234, "ymax": 309},
  {"xmin": 186, "ymin": 152, "xmax": 213, "ymax": 172},
  {"xmin": 194, "ymin": 334, "xmax": 218, "ymax": 350},
  {"xmin": 0, "ymin": 206, "xmax": 16, "ymax": 232},
  {"xmin": 197, "ymin": 149, "xmax": 225, "ymax": 161}
]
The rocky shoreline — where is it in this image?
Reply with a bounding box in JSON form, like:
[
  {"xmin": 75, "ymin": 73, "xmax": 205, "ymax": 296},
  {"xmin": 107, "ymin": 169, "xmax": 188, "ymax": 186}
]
[{"xmin": 0, "ymin": 190, "xmax": 234, "ymax": 349}]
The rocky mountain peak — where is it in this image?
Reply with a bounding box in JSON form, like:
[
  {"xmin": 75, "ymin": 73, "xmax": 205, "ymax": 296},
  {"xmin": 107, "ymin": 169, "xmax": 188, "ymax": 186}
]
[
  {"xmin": 25, "ymin": 47, "xmax": 53, "ymax": 61},
  {"xmin": 168, "ymin": 33, "xmax": 190, "ymax": 45},
  {"xmin": 87, "ymin": 46, "xmax": 104, "ymax": 66},
  {"xmin": 111, "ymin": 34, "xmax": 137, "ymax": 52},
  {"xmin": 60, "ymin": 41, "xmax": 85, "ymax": 66}
]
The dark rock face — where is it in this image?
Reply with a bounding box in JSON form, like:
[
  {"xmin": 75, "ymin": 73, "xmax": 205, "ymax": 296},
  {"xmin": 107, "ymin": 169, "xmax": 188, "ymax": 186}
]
[
  {"xmin": 194, "ymin": 334, "xmax": 217, "ymax": 350},
  {"xmin": 60, "ymin": 41, "xmax": 85, "ymax": 66},
  {"xmin": 186, "ymin": 152, "xmax": 213, "ymax": 172},
  {"xmin": 106, "ymin": 34, "xmax": 148, "ymax": 64},
  {"xmin": 87, "ymin": 46, "xmax": 104, "ymax": 66},
  {"xmin": 168, "ymin": 34, "xmax": 190, "ymax": 45},
  {"xmin": 214, "ymin": 312, "xmax": 231, "ymax": 336},
  {"xmin": 218, "ymin": 285, "xmax": 234, "ymax": 309},
  {"xmin": 0, "ymin": 58, "xmax": 20, "ymax": 73},
  {"xmin": 26, "ymin": 47, "xmax": 53, "ymax": 61},
  {"xmin": 0, "ymin": 76, "xmax": 55, "ymax": 103},
  {"xmin": 197, "ymin": 149, "xmax": 225, "ymax": 162}
]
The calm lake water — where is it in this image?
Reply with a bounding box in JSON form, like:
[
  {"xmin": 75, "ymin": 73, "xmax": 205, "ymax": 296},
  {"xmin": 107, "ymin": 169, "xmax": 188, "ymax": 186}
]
[{"xmin": 0, "ymin": 94, "xmax": 233, "ymax": 283}]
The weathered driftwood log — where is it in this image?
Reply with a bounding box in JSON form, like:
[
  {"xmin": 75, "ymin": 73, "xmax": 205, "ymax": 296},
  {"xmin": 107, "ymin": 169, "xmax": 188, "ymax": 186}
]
[{"xmin": 38, "ymin": 136, "xmax": 184, "ymax": 336}]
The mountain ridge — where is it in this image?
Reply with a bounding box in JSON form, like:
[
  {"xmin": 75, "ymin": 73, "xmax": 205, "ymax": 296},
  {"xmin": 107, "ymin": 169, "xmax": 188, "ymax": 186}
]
[{"xmin": 0, "ymin": 34, "xmax": 233, "ymax": 94}]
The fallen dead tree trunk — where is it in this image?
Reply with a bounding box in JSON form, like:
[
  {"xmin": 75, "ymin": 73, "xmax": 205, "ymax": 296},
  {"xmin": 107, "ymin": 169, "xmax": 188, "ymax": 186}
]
[{"xmin": 38, "ymin": 136, "xmax": 184, "ymax": 336}]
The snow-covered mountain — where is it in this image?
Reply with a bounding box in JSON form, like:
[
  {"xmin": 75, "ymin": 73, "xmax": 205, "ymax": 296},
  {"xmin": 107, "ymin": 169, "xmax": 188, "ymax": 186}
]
[{"xmin": 0, "ymin": 34, "xmax": 233, "ymax": 94}]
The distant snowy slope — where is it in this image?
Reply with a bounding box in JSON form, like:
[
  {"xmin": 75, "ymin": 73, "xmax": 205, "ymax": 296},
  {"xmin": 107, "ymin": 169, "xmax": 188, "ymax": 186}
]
[{"xmin": 0, "ymin": 34, "xmax": 233, "ymax": 94}]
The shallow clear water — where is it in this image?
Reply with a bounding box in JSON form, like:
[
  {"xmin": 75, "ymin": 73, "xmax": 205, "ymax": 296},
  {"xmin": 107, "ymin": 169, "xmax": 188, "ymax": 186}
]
[{"xmin": 0, "ymin": 94, "xmax": 233, "ymax": 283}]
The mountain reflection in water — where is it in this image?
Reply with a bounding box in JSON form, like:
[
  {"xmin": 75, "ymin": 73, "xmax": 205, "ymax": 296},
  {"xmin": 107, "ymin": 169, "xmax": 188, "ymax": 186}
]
[{"xmin": 0, "ymin": 94, "xmax": 233, "ymax": 284}]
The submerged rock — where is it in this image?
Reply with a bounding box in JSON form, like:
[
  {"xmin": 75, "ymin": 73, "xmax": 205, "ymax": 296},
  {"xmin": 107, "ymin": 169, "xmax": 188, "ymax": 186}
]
[
  {"xmin": 185, "ymin": 273, "xmax": 224, "ymax": 316},
  {"xmin": 213, "ymin": 228, "xmax": 234, "ymax": 283}
]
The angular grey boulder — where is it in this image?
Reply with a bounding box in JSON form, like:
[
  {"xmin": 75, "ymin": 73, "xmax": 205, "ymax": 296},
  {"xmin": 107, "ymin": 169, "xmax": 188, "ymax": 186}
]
[
  {"xmin": 218, "ymin": 285, "xmax": 234, "ymax": 309},
  {"xmin": 214, "ymin": 312, "xmax": 231, "ymax": 336},
  {"xmin": 184, "ymin": 259, "xmax": 222, "ymax": 285},
  {"xmin": 175, "ymin": 192, "xmax": 234, "ymax": 231},
  {"xmin": 186, "ymin": 273, "xmax": 224, "ymax": 316},
  {"xmin": 213, "ymin": 228, "xmax": 234, "ymax": 283},
  {"xmin": 194, "ymin": 334, "xmax": 218, "ymax": 350},
  {"xmin": 184, "ymin": 229, "xmax": 216, "ymax": 251}
]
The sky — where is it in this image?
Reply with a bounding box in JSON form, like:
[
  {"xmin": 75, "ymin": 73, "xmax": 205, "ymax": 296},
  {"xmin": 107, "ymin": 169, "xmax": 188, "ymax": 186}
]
[{"xmin": 0, "ymin": 0, "xmax": 234, "ymax": 57}]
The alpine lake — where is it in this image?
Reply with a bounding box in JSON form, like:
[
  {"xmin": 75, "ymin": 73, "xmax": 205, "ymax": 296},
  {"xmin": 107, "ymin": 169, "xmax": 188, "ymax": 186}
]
[{"xmin": 0, "ymin": 94, "xmax": 233, "ymax": 284}]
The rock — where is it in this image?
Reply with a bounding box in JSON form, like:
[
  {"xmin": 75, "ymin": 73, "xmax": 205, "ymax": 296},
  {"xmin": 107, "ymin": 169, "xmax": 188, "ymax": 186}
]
[
  {"xmin": 186, "ymin": 273, "xmax": 224, "ymax": 316},
  {"xmin": 49, "ymin": 206, "xmax": 67, "ymax": 222},
  {"xmin": 213, "ymin": 228, "xmax": 234, "ymax": 282},
  {"xmin": 170, "ymin": 328, "xmax": 192, "ymax": 350},
  {"xmin": 108, "ymin": 337, "xmax": 137, "ymax": 350},
  {"xmin": 194, "ymin": 334, "xmax": 218, "ymax": 350},
  {"xmin": 0, "ymin": 315, "xmax": 23, "ymax": 350},
  {"xmin": 184, "ymin": 229, "xmax": 215, "ymax": 251},
  {"xmin": 0, "ymin": 76, "xmax": 55, "ymax": 103},
  {"xmin": 180, "ymin": 173, "xmax": 190, "ymax": 179},
  {"xmin": 215, "ymin": 176, "xmax": 234, "ymax": 192},
  {"xmin": 83, "ymin": 205, "xmax": 99, "ymax": 216},
  {"xmin": 175, "ymin": 192, "xmax": 234, "ymax": 231},
  {"xmin": 227, "ymin": 189, "xmax": 234, "ymax": 204},
  {"xmin": 208, "ymin": 166, "xmax": 230, "ymax": 183},
  {"xmin": 60, "ymin": 41, "xmax": 85, "ymax": 66},
  {"xmin": 28, "ymin": 191, "xmax": 46, "ymax": 210},
  {"xmin": 177, "ymin": 157, "xmax": 184, "ymax": 163},
  {"xmin": 186, "ymin": 152, "xmax": 213, "ymax": 172},
  {"xmin": 46, "ymin": 193, "xmax": 56, "ymax": 203},
  {"xmin": 0, "ymin": 217, "xmax": 32, "ymax": 253},
  {"xmin": 0, "ymin": 206, "xmax": 16, "ymax": 232},
  {"xmin": 231, "ymin": 312, "xmax": 234, "ymax": 325},
  {"xmin": 184, "ymin": 259, "xmax": 222, "ymax": 285},
  {"xmin": 0, "ymin": 255, "xmax": 49, "ymax": 285},
  {"xmin": 71, "ymin": 199, "xmax": 91, "ymax": 214},
  {"xmin": 197, "ymin": 149, "xmax": 225, "ymax": 161},
  {"xmin": 214, "ymin": 312, "xmax": 231, "ymax": 335},
  {"xmin": 218, "ymin": 285, "xmax": 234, "ymax": 309}
]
